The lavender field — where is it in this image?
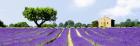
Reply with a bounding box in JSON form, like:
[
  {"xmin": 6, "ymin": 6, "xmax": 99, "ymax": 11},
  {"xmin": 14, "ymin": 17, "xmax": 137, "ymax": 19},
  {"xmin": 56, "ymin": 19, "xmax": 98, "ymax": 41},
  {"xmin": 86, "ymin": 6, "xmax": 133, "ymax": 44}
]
[{"xmin": 0, "ymin": 28, "xmax": 140, "ymax": 46}]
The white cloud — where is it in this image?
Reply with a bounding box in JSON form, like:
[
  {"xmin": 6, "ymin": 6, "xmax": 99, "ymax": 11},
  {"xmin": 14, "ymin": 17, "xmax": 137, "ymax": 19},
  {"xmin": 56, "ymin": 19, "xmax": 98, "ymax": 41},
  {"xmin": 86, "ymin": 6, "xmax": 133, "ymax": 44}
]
[
  {"xmin": 73, "ymin": 0, "xmax": 96, "ymax": 8},
  {"xmin": 100, "ymin": 0, "xmax": 140, "ymax": 18}
]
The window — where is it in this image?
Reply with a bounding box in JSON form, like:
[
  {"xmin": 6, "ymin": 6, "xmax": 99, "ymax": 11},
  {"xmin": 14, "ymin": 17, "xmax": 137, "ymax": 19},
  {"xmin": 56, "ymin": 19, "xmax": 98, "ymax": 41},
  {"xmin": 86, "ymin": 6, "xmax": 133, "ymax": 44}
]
[{"xmin": 107, "ymin": 22, "xmax": 108, "ymax": 24}]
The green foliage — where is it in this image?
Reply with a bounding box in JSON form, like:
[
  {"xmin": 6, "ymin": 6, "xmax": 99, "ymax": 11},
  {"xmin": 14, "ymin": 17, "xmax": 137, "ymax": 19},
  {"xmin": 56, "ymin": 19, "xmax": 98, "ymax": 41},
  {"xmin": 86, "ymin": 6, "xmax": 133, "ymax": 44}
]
[
  {"xmin": 91, "ymin": 20, "xmax": 98, "ymax": 27},
  {"xmin": 64, "ymin": 20, "xmax": 74, "ymax": 28},
  {"xmin": 0, "ymin": 20, "xmax": 6, "ymax": 27},
  {"xmin": 41, "ymin": 23, "xmax": 57, "ymax": 28},
  {"xmin": 58, "ymin": 23, "xmax": 64, "ymax": 28},
  {"xmin": 23, "ymin": 7, "xmax": 57, "ymax": 27},
  {"xmin": 115, "ymin": 19, "xmax": 140, "ymax": 27},
  {"xmin": 125, "ymin": 19, "xmax": 133, "ymax": 27},
  {"xmin": 74, "ymin": 22, "xmax": 82, "ymax": 28},
  {"xmin": 9, "ymin": 22, "xmax": 29, "ymax": 27},
  {"xmin": 133, "ymin": 19, "xmax": 140, "ymax": 27},
  {"xmin": 87, "ymin": 24, "xmax": 92, "ymax": 27},
  {"xmin": 82, "ymin": 24, "xmax": 87, "ymax": 28}
]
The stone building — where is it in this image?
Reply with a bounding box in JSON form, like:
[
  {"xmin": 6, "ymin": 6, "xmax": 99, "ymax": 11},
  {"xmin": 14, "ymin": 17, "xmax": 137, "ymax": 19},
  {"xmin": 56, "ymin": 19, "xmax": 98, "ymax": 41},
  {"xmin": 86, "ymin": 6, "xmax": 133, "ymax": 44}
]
[{"xmin": 98, "ymin": 16, "xmax": 115, "ymax": 27}]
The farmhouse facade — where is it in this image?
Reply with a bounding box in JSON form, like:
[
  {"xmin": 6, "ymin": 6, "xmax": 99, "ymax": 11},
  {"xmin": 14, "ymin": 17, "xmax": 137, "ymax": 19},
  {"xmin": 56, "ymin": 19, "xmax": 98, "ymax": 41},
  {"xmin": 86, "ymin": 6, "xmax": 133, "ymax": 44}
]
[{"xmin": 98, "ymin": 16, "xmax": 115, "ymax": 27}]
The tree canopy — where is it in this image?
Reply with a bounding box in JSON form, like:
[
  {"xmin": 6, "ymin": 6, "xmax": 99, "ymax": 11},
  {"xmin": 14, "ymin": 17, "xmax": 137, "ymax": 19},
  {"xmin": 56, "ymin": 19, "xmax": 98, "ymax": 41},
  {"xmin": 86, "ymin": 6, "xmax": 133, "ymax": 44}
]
[
  {"xmin": 23, "ymin": 7, "xmax": 57, "ymax": 27},
  {"xmin": 91, "ymin": 20, "xmax": 98, "ymax": 27},
  {"xmin": 58, "ymin": 23, "xmax": 64, "ymax": 28},
  {"xmin": 74, "ymin": 22, "xmax": 82, "ymax": 28},
  {"xmin": 64, "ymin": 20, "xmax": 75, "ymax": 28}
]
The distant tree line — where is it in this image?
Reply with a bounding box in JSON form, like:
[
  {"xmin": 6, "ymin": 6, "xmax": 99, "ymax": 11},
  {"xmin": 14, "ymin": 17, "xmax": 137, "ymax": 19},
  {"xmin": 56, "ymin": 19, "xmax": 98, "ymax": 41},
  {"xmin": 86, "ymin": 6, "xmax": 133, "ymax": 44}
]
[
  {"xmin": 56, "ymin": 20, "xmax": 98, "ymax": 28},
  {"xmin": 0, "ymin": 20, "xmax": 98, "ymax": 28},
  {"xmin": 115, "ymin": 19, "xmax": 140, "ymax": 27},
  {"xmin": 1, "ymin": 19, "xmax": 140, "ymax": 28}
]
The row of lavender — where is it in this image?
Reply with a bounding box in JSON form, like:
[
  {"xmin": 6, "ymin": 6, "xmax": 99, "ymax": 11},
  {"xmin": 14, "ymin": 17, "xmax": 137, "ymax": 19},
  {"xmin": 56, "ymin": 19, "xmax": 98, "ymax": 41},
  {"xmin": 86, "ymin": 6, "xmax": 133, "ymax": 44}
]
[
  {"xmin": 47, "ymin": 27, "xmax": 140, "ymax": 46},
  {"xmin": 0, "ymin": 28, "xmax": 62, "ymax": 46},
  {"xmin": 49, "ymin": 28, "xmax": 140, "ymax": 46},
  {"xmin": 79, "ymin": 28, "xmax": 140, "ymax": 46},
  {"xmin": 46, "ymin": 28, "xmax": 95, "ymax": 46},
  {"xmin": 46, "ymin": 28, "xmax": 68, "ymax": 46},
  {"xmin": 0, "ymin": 28, "xmax": 140, "ymax": 46}
]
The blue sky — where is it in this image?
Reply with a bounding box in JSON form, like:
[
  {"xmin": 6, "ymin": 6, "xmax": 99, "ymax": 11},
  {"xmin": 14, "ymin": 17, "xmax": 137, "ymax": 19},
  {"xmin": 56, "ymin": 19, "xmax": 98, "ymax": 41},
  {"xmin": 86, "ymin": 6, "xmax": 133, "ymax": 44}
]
[{"xmin": 0, "ymin": 0, "xmax": 140, "ymax": 26}]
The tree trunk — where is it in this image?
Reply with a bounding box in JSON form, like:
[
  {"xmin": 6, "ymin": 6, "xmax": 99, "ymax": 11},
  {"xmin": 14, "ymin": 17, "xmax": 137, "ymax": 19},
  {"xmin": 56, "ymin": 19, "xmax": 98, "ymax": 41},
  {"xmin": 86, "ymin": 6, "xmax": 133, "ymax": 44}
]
[
  {"xmin": 37, "ymin": 25, "xmax": 41, "ymax": 27},
  {"xmin": 34, "ymin": 20, "xmax": 46, "ymax": 27}
]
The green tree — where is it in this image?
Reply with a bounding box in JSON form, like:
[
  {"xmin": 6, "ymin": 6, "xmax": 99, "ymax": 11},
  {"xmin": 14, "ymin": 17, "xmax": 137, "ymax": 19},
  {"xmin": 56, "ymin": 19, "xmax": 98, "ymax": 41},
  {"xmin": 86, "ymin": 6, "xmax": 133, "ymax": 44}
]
[
  {"xmin": 41, "ymin": 24, "xmax": 52, "ymax": 28},
  {"xmin": 9, "ymin": 22, "xmax": 29, "ymax": 27},
  {"xmin": 0, "ymin": 20, "xmax": 6, "ymax": 27},
  {"xmin": 64, "ymin": 20, "xmax": 74, "ymax": 28},
  {"xmin": 82, "ymin": 24, "xmax": 87, "ymax": 28},
  {"xmin": 59, "ymin": 23, "xmax": 64, "ymax": 27},
  {"xmin": 125, "ymin": 19, "xmax": 132, "ymax": 27},
  {"xmin": 133, "ymin": 19, "xmax": 140, "ymax": 27},
  {"xmin": 52, "ymin": 23, "xmax": 57, "ymax": 28},
  {"xmin": 87, "ymin": 24, "xmax": 92, "ymax": 27},
  {"xmin": 41, "ymin": 23, "xmax": 57, "ymax": 28},
  {"xmin": 91, "ymin": 20, "xmax": 98, "ymax": 27},
  {"xmin": 23, "ymin": 7, "xmax": 57, "ymax": 27},
  {"xmin": 115, "ymin": 24, "xmax": 121, "ymax": 27},
  {"xmin": 118, "ymin": 19, "xmax": 137, "ymax": 27},
  {"xmin": 74, "ymin": 22, "xmax": 82, "ymax": 28},
  {"xmin": 9, "ymin": 24, "xmax": 14, "ymax": 27}
]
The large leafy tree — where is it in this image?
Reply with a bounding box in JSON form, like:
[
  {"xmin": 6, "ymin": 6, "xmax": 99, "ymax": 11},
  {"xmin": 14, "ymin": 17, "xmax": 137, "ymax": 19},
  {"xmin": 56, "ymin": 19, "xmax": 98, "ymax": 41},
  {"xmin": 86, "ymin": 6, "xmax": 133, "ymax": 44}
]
[{"xmin": 23, "ymin": 7, "xmax": 57, "ymax": 27}]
